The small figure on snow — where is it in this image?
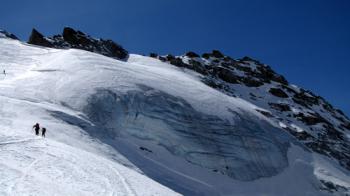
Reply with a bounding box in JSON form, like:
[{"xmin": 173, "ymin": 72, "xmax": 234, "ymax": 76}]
[
  {"xmin": 41, "ymin": 127, "xmax": 46, "ymax": 138},
  {"xmin": 33, "ymin": 123, "xmax": 40, "ymax": 136},
  {"xmin": 3, "ymin": 70, "xmax": 5, "ymax": 75}
]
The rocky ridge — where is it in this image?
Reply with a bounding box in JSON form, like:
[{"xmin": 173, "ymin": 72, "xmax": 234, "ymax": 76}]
[
  {"xmin": 150, "ymin": 50, "xmax": 350, "ymax": 172},
  {"xmin": 27, "ymin": 27, "xmax": 128, "ymax": 59}
]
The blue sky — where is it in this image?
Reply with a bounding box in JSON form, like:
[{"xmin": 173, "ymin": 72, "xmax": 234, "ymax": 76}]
[{"xmin": 1, "ymin": 0, "xmax": 349, "ymax": 115}]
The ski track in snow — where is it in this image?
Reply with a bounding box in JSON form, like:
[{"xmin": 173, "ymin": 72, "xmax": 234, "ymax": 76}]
[
  {"xmin": 0, "ymin": 38, "xmax": 179, "ymax": 196},
  {"xmin": 0, "ymin": 133, "xmax": 176, "ymax": 196}
]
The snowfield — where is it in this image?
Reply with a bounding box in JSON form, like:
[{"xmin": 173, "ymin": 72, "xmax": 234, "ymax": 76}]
[{"xmin": 0, "ymin": 34, "xmax": 349, "ymax": 195}]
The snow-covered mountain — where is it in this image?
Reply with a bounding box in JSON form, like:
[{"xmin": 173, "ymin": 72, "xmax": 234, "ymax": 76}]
[{"xmin": 0, "ymin": 28, "xmax": 349, "ymax": 196}]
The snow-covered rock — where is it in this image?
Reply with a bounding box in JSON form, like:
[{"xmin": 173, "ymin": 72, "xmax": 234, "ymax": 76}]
[
  {"xmin": 153, "ymin": 50, "xmax": 350, "ymax": 173},
  {"xmin": 0, "ymin": 29, "xmax": 18, "ymax": 40}
]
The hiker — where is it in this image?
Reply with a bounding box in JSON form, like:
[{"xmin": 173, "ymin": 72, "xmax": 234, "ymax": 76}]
[
  {"xmin": 33, "ymin": 123, "xmax": 40, "ymax": 136},
  {"xmin": 3, "ymin": 70, "xmax": 5, "ymax": 75},
  {"xmin": 41, "ymin": 127, "xmax": 46, "ymax": 138}
]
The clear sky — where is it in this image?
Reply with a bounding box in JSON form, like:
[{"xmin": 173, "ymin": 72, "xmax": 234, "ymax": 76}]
[{"xmin": 1, "ymin": 0, "xmax": 349, "ymax": 116}]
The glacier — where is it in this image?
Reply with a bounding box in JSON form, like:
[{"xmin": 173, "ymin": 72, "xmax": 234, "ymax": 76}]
[{"xmin": 0, "ymin": 32, "xmax": 349, "ymax": 195}]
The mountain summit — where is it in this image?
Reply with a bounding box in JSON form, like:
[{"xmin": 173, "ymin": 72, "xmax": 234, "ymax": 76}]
[{"xmin": 28, "ymin": 27, "xmax": 128, "ymax": 59}]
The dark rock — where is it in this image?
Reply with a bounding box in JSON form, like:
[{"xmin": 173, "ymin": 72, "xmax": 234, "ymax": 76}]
[
  {"xmin": 188, "ymin": 60, "xmax": 208, "ymax": 75},
  {"xmin": 341, "ymin": 122, "xmax": 350, "ymax": 130},
  {"xmin": 212, "ymin": 59, "xmax": 220, "ymax": 64},
  {"xmin": 158, "ymin": 56, "xmax": 166, "ymax": 62},
  {"xmin": 294, "ymin": 112, "xmax": 329, "ymax": 126},
  {"xmin": 27, "ymin": 27, "xmax": 128, "ymax": 59},
  {"xmin": 202, "ymin": 53, "xmax": 210, "ymax": 59},
  {"xmin": 268, "ymin": 103, "xmax": 291, "ymax": 112},
  {"xmin": 256, "ymin": 109, "xmax": 274, "ymax": 118},
  {"xmin": 223, "ymin": 56, "xmax": 234, "ymax": 62},
  {"xmin": 306, "ymin": 141, "xmax": 332, "ymax": 155},
  {"xmin": 322, "ymin": 100, "xmax": 338, "ymax": 115},
  {"xmin": 269, "ymin": 88, "xmax": 289, "ymax": 98},
  {"xmin": 213, "ymin": 67, "xmax": 239, "ymax": 84},
  {"xmin": 293, "ymin": 91, "xmax": 319, "ymax": 107},
  {"xmin": 62, "ymin": 27, "xmax": 79, "ymax": 45},
  {"xmin": 139, "ymin": 146, "xmax": 152, "ymax": 153},
  {"xmin": 185, "ymin": 51, "xmax": 199, "ymax": 58},
  {"xmin": 235, "ymin": 65, "xmax": 252, "ymax": 72},
  {"xmin": 149, "ymin": 53, "xmax": 158, "ymax": 58},
  {"xmin": 203, "ymin": 79, "xmax": 223, "ymax": 89},
  {"xmin": 323, "ymin": 124, "xmax": 344, "ymax": 141},
  {"xmin": 242, "ymin": 77, "xmax": 264, "ymax": 87},
  {"xmin": 320, "ymin": 180, "xmax": 349, "ymax": 193},
  {"xmin": 211, "ymin": 50, "xmax": 224, "ymax": 58},
  {"xmin": 254, "ymin": 65, "xmax": 288, "ymax": 85},
  {"xmin": 28, "ymin": 28, "xmax": 53, "ymax": 47},
  {"xmin": 306, "ymin": 139, "xmax": 350, "ymax": 171},
  {"xmin": 102, "ymin": 39, "xmax": 128, "ymax": 59},
  {"xmin": 335, "ymin": 109, "xmax": 345, "ymax": 116},
  {"xmin": 285, "ymin": 127, "xmax": 314, "ymax": 140},
  {"xmin": 240, "ymin": 56, "xmax": 254, "ymax": 61},
  {"xmin": 281, "ymin": 85, "xmax": 297, "ymax": 94},
  {"xmin": 0, "ymin": 30, "xmax": 19, "ymax": 40},
  {"xmin": 249, "ymin": 93, "xmax": 256, "ymax": 97},
  {"xmin": 166, "ymin": 54, "xmax": 175, "ymax": 61},
  {"xmin": 169, "ymin": 57, "xmax": 187, "ymax": 67}
]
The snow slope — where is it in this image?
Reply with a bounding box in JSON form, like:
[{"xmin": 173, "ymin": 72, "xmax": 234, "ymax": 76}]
[
  {"xmin": 0, "ymin": 35, "xmax": 179, "ymax": 196},
  {"xmin": 0, "ymin": 34, "xmax": 349, "ymax": 195}
]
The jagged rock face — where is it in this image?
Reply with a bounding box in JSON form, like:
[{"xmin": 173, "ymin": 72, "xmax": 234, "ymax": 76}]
[
  {"xmin": 28, "ymin": 28, "xmax": 53, "ymax": 47},
  {"xmin": 27, "ymin": 27, "xmax": 128, "ymax": 59},
  {"xmin": 0, "ymin": 30, "xmax": 19, "ymax": 40},
  {"xmin": 150, "ymin": 50, "xmax": 350, "ymax": 172}
]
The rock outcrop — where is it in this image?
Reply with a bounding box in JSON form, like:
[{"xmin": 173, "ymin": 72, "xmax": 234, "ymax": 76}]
[
  {"xmin": 149, "ymin": 50, "xmax": 350, "ymax": 173},
  {"xmin": 28, "ymin": 27, "xmax": 128, "ymax": 59},
  {"xmin": 0, "ymin": 30, "xmax": 19, "ymax": 40}
]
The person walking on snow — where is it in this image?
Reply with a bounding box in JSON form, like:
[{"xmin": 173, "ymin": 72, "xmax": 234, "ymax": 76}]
[
  {"xmin": 41, "ymin": 127, "xmax": 46, "ymax": 138},
  {"xmin": 33, "ymin": 123, "xmax": 40, "ymax": 136},
  {"xmin": 3, "ymin": 70, "xmax": 5, "ymax": 76}
]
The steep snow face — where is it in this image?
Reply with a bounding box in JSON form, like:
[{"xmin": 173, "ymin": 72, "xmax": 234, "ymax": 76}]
[
  {"xmin": 83, "ymin": 87, "xmax": 290, "ymax": 181},
  {"xmin": 1, "ymin": 36, "xmax": 350, "ymax": 195}
]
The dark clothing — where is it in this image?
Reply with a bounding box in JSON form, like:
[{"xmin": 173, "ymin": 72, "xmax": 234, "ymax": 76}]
[
  {"xmin": 33, "ymin": 123, "xmax": 40, "ymax": 136},
  {"xmin": 42, "ymin": 128, "xmax": 46, "ymax": 137}
]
